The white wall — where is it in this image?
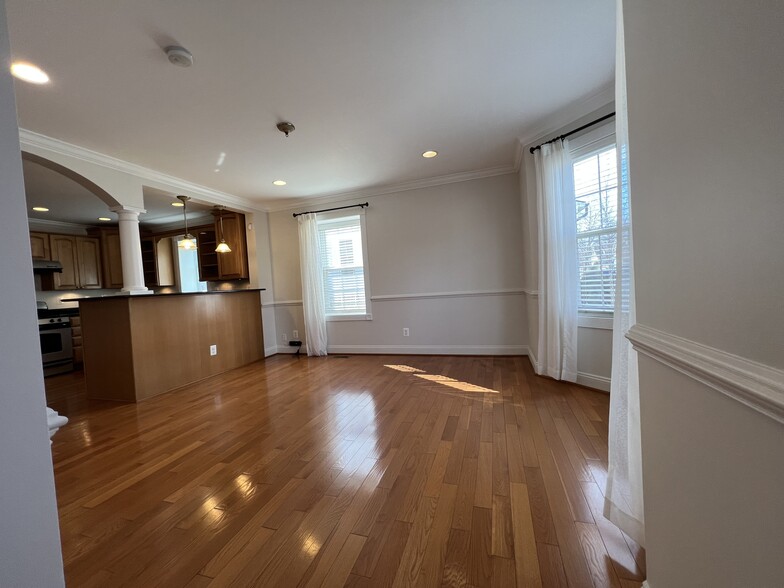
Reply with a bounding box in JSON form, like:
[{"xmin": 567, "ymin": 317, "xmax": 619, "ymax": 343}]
[
  {"xmin": 624, "ymin": 0, "xmax": 784, "ymax": 586},
  {"xmin": 0, "ymin": 1, "xmax": 66, "ymax": 584},
  {"xmin": 268, "ymin": 173, "xmax": 528, "ymax": 355},
  {"xmin": 518, "ymin": 103, "xmax": 616, "ymax": 390}
]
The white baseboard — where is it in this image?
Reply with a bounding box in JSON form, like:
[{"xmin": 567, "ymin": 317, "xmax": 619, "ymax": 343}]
[
  {"xmin": 328, "ymin": 344, "xmax": 529, "ymax": 355},
  {"xmin": 273, "ymin": 344, "xmax": 529, "ymax": 356},
  {"xmin": 264, "ymin": 346, "xmax": 279, "ymax": 357},
  {"xmin": 576, "ymin": 371, "xmax": 611, "ymax": 392}
]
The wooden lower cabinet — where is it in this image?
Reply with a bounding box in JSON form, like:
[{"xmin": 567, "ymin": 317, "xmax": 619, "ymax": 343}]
[{"xmin": 71, "ymin": 316, "xmax": 83, "ymax": 366}]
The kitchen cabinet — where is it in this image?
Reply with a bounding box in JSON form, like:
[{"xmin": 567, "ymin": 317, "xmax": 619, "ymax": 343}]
[
  {"xmin": 49, "ymin": 235, "xmax": 102, "ymax": 290},
  {"xmin": 30, "ymin": 232, "xmax": 51, "ymax": 259},
  {"xmin": 89, "ymin": 227, "xmax": 123, "ymax": 289},
  {"xmin": 197, "ymin": 211, "xmax": 249, "ymax": 281},
  {"xmin": 141, "ymin": 236, "xmax": 175, "ymax": 287}
]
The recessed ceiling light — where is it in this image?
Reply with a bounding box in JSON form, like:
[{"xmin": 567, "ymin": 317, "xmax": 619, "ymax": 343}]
[
  {"xmin": 32, "ymin": 206, "xmax": 49, "ymax": 212},
  {"xmin": 171, "ymin": 201, "xmax": 184, "ymax": 207},
  {"xmin": 11, "ymin": 62, "xmax": 50, "ymax": 85},
  {"xmin": 97, "ymin": 217, "xmax": 111, "ymax": 221},
  {"xmin": 422, "ymin": 150, "xmax": 438, "ymax": 158},
  {"xmin": 214, "ymin": 168, "xmax": 221, "ymax": 173},
  {"xmin": 272, "ymin": 180, "xmax": 287, "ymax": 186}
]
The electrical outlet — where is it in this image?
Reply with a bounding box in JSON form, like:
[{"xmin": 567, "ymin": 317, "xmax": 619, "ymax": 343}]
[
  {"xmin": 282, "ymin": 333, "xmax": 288, "ymax": 343},
  {"xmin": 292, "ymin": 330, "xmax": 299, "ymax": 339},
  {"xmin": 403, "ymin": 328, "xmax": 410, "ymax": 337},
  {"xmin": 209, "ymin": 344, "xmax": 217, "ymax": 356}
]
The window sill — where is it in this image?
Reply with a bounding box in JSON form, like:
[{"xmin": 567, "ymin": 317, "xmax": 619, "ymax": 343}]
[
  {"xmin": 578, "ymin": 312, "xmax": 614, "ymax": 330},
  {"xmin": 326, "ymin": 314, "xmax": 373, "ymax": 322}
]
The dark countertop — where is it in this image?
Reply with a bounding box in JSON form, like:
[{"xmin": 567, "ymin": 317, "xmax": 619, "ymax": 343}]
[{"xmin": 62, "ymin": 288, "xmax": 265, "ymax": 303}]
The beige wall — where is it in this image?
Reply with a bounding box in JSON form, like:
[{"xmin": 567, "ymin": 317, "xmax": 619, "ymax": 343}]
[
  {"xmin": 268, "ymin": 173, "xmax": 529, "ymax": 355},
  {"xmin": 624, "ymin": 0, "xmax": 784, "ymax": 585},
  {"xmin": 0, "ymin": 0, "xmax": 65, "ymax": 583}
]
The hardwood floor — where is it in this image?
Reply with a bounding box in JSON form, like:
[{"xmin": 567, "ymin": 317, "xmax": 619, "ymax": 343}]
[{"xmin": 46, "ymin": 355, "xmax": 645, "ymax": 587}]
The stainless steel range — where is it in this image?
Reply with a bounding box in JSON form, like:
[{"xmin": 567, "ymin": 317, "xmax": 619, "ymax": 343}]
[{"xmin": 38, "ymin": 315, "xmax": 73, "ymax": 376}]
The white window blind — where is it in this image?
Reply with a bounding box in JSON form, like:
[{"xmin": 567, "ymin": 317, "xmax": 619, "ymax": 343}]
[
  {"xmin": 573, "ymin": 145, "xmax": 618, "ymax": 312},
  {"xmin": 317, "ymin": 215, "xmax": 366, "ymax": 316}
]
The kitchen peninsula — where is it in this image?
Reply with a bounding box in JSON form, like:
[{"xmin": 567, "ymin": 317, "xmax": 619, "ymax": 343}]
[{"xmin": 64, "ymin": 289, "xmax": 264, "ymax": 402}]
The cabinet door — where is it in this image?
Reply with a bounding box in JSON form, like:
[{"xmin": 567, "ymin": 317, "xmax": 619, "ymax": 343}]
[
  {"xmin": 102, "ymin": 231, "xmax": 124, "ymax": 288},
  {"xmin": 30, "ymin": 232, "xmax": 51, "ymax": 259},
  {"xmin": 217, "ymin": 213, "xmax": 249, "ymax": 280},
  {"xmin": 76, "ymin": 237, "xmax": 103, "ymax": 289},
  {"xmin": 50, "ymin": 235, "xmax": 79, "ymax": 290}
]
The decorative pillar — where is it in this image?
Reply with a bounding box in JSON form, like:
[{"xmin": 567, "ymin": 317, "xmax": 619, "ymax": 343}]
[{"xmin": 111, "ymin": 205, "xmax": 150, "ymax": 294}]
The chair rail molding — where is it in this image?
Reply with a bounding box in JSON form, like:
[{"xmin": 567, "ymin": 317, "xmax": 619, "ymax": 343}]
[
  {"xmin": 370, "ymin": 288, "xmax": 524, "ymax": 302},
  {"xmin": 627, "ymin": 323, "xmax": 784, "ymax": 424}
]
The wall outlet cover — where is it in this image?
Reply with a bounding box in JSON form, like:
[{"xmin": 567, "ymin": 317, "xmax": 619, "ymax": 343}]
[
  {"xmin": 209, "ymin": 344, "xmax": 217, "ymax": 356},
  {"xmin": 403, "ymin": 328, "xmax": 410, "ymax": 337},
  {"xmin": 293, "ymin": 330, "xmax": 299, "ymax": 339},
  {"xmin": 282, "ymin": 333, "xmax": 288, "ymax": 343}
]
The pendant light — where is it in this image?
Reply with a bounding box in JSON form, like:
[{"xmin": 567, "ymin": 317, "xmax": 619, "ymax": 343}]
[
  {"xmin": 214, "ymin": 207, "xmax": 232, "ymax": 253},
  {"xmin": 176, "ymin": 195, "xmax": 198, "ymax": 250}
]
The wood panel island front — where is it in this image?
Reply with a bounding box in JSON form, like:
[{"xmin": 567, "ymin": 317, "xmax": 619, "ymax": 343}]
[{"xmin": 65, "ymin": 289, "xmax": 264, "ymax": 402}]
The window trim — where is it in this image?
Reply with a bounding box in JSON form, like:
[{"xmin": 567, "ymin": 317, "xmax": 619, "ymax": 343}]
[
  {"xmin": 571, "ymin": 124, "xmax": 617, "ymax": 317},
  {"xmin": 317, "ymin": 208, "xmax": 373, "ymax": 321}
]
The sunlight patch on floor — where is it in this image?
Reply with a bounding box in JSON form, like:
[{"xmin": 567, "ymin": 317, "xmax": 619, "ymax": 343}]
[
  {"xmin": 384, "ymin": 364, "xmax": 426, "ymax": 373},
  {"xmin": 414, "ymin": 373, "xmax": 499, "ymax": 393}
]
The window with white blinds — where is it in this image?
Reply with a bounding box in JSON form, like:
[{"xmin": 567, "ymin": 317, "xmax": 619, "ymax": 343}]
[
  {"xmin": 573, "ymin": 144, "xmax": 618, "ymax": 312},
  {"xmin": 317, "ymin": 214, "xmax": 368, "ymax": 316}
]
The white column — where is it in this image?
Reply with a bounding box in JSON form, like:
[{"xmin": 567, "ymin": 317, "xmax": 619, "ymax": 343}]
[{"xmin": 111, "ymin": 205, "xmax": 150, "ymax": 294}]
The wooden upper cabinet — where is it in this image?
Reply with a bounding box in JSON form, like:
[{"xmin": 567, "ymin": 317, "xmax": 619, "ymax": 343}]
[
  {"xmin": 89, "ymin": 227, "xmax": 124, "ymax": 289},
  {"xmin": 30, "ymin": 232, "xmax": 51, "ymax": 260},
  {"xmin": 75, "ymin": 237, "xmax": 102, "ymax": 289},
  {"xmin": 49, "ymin": 235, "xmax": 79, "ymax": 290},
  {"xmin": 215, "ymin": 211, "xmax": 249, "ymax": 280},
  {"xmin": 47, "ymin": 234, "xmax": 103, "ymax": 290}
]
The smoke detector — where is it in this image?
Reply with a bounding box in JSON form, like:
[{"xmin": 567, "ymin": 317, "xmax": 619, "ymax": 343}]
[
  {"xmin": 165, "ymin": 46, "xmax": 193, "ymax": 68},
  {"xmin": 277, "ymin": 122, "xmax": 295, "ymax": 137}
]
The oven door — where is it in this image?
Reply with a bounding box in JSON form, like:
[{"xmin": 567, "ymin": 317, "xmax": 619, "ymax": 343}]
[{"xmin": 40, "ymin": 324, "xmax": 73, "ymax": 365}]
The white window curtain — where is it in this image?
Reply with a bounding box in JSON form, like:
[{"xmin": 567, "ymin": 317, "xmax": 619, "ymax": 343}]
[
  {"xmin": 604, "ymin": 0, "xmax": 645, "ymax": 546},
  {"xmin": 297, "ymin": 213, "xmax": 328, "ymax": 356},
  {"xmin": 535, "ymin": 139, "xmax": 579, "ymax": 382}
]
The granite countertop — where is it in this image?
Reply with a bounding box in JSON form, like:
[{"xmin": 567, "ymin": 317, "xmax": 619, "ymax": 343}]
[{"xmin": 62, "ymin": 288, "xmax": 265, "ymax": 302}]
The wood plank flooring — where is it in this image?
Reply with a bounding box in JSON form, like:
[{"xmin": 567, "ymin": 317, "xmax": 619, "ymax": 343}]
[{"xmin": 46, "ymin": 355, "xmax": 645, "ymax": 587}]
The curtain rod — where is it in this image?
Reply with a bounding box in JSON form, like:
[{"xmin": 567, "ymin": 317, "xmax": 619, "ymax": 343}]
[
  {"xmin": 529, "ymin": 112, "xmax": 616, "ymax": 154},
  {"xmin": 292, "ymin": 202, "xmax": 368, "ymax": 218}
]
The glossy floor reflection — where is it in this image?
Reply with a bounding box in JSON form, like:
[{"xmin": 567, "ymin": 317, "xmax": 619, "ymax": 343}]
[{"xmin": 46, "ymin": 354, "xmax": 645, "ymax": 587}]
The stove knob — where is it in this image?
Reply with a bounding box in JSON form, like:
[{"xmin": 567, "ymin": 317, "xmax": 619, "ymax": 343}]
[{"xmin": 49, "ymin": 318, "xmax": 55, "ymax": 323}]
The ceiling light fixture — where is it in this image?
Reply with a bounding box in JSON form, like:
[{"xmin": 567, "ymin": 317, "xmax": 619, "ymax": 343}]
[
  {"xmin": 171, "ymin": 201, "xmax": 184, "ymax": 207},
  {"xmin": 422, "ymin": 150, "xmax": 438, "ymax": 158},
  {"xmin": 97, "ymin": 217, "xmax": 111, "ymax": 221},
  {"xmin": 272, "ymin": 180, "xmax": 287, "ymax": 186},
  {"xmin": 165, "ymin": 46, "xmax": 193, "ymax": 68},
  {"xmin": 176, "ymin": 196, "xmax": 197, "ymax": 250},
  {"xmin": 11, "ymin": 62, "xmax": 50, "ymax": 84},
  {"xmin": 276, "ymin": 122, "xmax": 295, "ymax": 137},
  {"xmin": 214, "ymin": 207, "xmax": 232, "ymax": 254},
  {"xmin": 32, "ymin": 206, "xmax": 49, "ymax": 212}
]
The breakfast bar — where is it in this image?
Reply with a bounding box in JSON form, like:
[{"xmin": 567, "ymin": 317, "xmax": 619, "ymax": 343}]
[{"xmin": 64, "ymin": 289, "xmax": 264, "ymax": 402}]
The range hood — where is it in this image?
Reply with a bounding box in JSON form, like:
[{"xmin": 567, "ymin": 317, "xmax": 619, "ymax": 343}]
[{"xmin": 33, "ymin": 259, "xmax": 63, "ymax": 273}]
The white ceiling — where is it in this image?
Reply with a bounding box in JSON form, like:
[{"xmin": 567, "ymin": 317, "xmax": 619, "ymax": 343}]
[
  {"xmin": 24, "ymin": 159, "xmax": 213, "ymax": 227},
  {"xmin": 8, "ymin": 0, "xmax": 615, "ymax": 205}
]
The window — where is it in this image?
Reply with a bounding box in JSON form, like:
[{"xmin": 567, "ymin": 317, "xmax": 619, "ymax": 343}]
[
  {"xmin": 316, "ymin": 213, "xmax": 371, "ymax": 318},
  {"xmin": 174, "ymin": 236, "xmax": 207, "ymax": 293},
  {"xmin": 573, "ymin": 143, "xmax": 618, "ymax": 312}
]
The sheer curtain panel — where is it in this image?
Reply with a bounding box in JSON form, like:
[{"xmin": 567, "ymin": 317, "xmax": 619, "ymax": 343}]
[
  {"xmin": 298, "ymin": 213, "xmax": 328, "ymax": 356},
  {"xmin": 604, "ymin": 0, "xmax": 645, "ymax": 547},
  {"xmin": 535, "ymin": 139, "xmax": 579, "ymax": 382}
]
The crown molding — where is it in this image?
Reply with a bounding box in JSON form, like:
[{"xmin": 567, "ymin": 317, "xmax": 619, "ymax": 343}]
[
  {"xmin": 18, "ymin": 129, "xmax": 266, "ymax": 213},
  {"xmin": 628, "ymin": 323, "xmax": 784, "ymax": 425},
  {"xmin": 516, "ymin": 83, "xmax": 615, "ymax": 150},
  {"xmin": 28, "ymin": 218, "xmax": 93, "ymax": 233},
  {"xmin": 264, "ymin": 164, "xmax": 517, "ymax": 213}
]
